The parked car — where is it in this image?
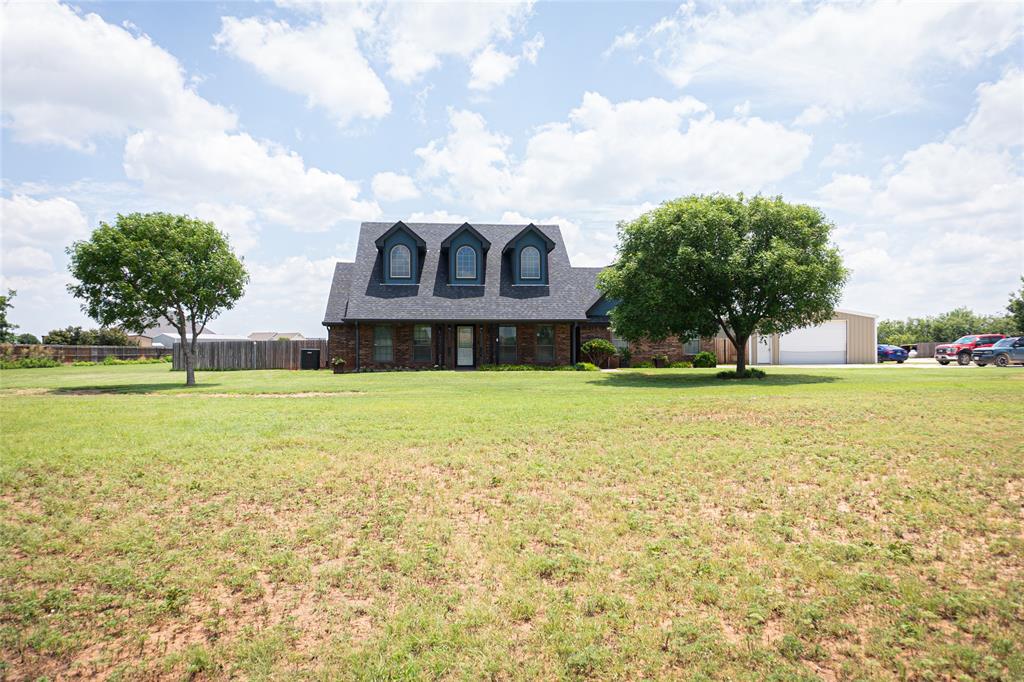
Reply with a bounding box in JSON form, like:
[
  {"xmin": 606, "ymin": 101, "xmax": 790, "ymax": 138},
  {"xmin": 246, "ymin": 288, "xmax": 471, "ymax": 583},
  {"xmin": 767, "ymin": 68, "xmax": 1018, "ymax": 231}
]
[
  {"xmin": 972, "ymin": 336, "xmax": 1024, "ymax": 367},
  {"xmin": 934, "ymin": 334, "xmax": 1005, "ymax": 365},
  {"xmin": 877, "ymin": 344, "xmax": 908, "ymax": 363}
]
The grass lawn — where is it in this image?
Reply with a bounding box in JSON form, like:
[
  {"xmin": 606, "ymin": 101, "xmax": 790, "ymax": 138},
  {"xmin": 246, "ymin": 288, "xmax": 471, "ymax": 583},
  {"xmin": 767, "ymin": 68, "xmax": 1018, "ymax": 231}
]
[{"xmin": 1, "ymin": 363, "xmax": 1022, "ymax": 680}]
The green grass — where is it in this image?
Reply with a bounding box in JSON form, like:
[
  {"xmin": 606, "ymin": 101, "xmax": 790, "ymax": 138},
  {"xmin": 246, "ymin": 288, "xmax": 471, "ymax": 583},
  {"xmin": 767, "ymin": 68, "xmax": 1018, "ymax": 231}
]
[{"xmin": 1, "ymin": 363, "xmax": 1022, "ymax": 680}]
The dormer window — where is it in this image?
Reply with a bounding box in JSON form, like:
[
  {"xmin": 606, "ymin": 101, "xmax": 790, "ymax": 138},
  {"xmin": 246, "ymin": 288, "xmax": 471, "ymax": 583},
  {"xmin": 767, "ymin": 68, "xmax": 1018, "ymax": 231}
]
[
  {"xmin": 441, "ymin": 223, "xmax": 489, "ymax": 285},
  {"xmin": 504, "ymin": 223, "xmax": 555, "ymax": 285},
  {"xmin": 390, "ymin": 244, "xmax": 411, "ymax": 279},
  {"xmin": 455, "ymin": 245, "xmax": 477, "ymax": 280},
  {"xmin": 520, "ymin": 246, "xmax": 541, "ymax": 280},
  {"xmin": 375, "ymin": 221, "xmax": 425, "ymax": 284}
]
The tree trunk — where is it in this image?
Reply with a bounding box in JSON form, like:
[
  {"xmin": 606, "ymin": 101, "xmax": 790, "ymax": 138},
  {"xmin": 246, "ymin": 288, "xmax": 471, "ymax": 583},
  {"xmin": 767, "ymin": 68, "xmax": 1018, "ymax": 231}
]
[
  {"xmin": 179, "ymin": 330, "xmax": 196, "ymax": 386},
  {"xmin": 735, "ymin": 336, "xmax": 748, "ymax": 374}
]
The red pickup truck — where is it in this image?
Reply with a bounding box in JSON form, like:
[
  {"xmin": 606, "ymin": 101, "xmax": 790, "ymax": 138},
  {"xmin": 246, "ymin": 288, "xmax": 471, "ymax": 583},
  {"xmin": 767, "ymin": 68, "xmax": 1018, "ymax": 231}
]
[{"xmin": 934, "ymin": 334, "xmax": 1005, "ymax": 365}]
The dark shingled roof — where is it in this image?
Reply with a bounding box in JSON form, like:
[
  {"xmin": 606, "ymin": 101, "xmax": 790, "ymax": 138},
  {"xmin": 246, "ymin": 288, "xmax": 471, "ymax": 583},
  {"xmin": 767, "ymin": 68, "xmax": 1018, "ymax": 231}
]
[{"xmin": 322, "ymin": 222, "xmax": 608, "ymax": 324}]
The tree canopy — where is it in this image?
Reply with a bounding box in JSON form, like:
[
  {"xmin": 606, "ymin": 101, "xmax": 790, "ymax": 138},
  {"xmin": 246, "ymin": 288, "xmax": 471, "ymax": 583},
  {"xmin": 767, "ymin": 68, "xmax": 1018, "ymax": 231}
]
[
  {"xmin": 599, "ymin": 194, "xmax": 847, "ymax": 373},
  {"xmin": 68, "ymin": 213, "xmax": 248, "ymax": 385},
  {"xmin": 0, "ymin": 289, "xmax": 17, "ymax": 343},
  {"xmin": 42, "ymin": 326, "xmax": 132, "ymax": 346},
  {"xmin": 877, "ymin": 307, "xmax": 1018, "ymax": 345}
]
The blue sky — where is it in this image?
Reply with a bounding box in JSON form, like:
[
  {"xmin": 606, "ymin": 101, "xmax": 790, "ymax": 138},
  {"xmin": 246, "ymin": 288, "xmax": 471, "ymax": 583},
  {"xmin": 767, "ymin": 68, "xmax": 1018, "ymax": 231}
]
[{"xmin": 2, "ymin": 0, "xmax": 1022, "ymax": 338}]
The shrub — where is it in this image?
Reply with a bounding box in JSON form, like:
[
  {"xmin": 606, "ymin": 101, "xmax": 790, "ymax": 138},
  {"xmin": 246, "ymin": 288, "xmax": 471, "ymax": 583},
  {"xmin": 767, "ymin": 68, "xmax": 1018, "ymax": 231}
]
[
  {"xmin": 692, "ymin": 351, "xmax": 717, "ymax": 368},
  {"xmin": 580, "ymin": 338, "xmax": 616, "ymax": 367},
  {"xmin": 669, "ymin": 361, "xmax": 693, "ymax": 368},
  {"xmin": 0, "ymin": 356, "xmax": 61, "ymax": 369},
  {"xmin": 617, "ymin": 346, "xmax": 632, "ymax": 366},
  {"xmin": 478, "ymin": 364, "xmax": 575, "ymax": 371},
  {"xmin": 331, "ymin": 356, "xmax": 346, "ymax": 367},
  {"xmin": 716, "ymin": 368, "xmax": 766, "ymax": 380},
  {"xmin": 574, "ymin": 362, "xmax": 600, "ymax": 371},
  {"xmin": 634, "ymin": 361, "xmax": 655, "ymax": 368}
]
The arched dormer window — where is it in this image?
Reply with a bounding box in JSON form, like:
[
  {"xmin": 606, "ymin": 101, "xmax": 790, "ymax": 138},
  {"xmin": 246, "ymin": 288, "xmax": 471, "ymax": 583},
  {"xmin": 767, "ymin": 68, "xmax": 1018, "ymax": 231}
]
[
  {"xmin": 520, "ymin": 246, "xmax": 541, "ymax": 280},
  {"xmin": 390, "ymin": 244, "xmax": 411, "ymax": 279},
  {"xmin": 455, "ymin": 245, "xmax": 476, "ymax": 279}
]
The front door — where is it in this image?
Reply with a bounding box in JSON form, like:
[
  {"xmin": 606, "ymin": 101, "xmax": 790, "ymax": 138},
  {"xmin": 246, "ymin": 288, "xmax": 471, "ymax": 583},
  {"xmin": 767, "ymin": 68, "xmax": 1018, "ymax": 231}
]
[
  {"xmin": 456, "ymin": 325, "xmax": 474, "ymax": 367},
  {"xmin": 756, "ymin": 334, "xmax": 772, "ymax": 364}
]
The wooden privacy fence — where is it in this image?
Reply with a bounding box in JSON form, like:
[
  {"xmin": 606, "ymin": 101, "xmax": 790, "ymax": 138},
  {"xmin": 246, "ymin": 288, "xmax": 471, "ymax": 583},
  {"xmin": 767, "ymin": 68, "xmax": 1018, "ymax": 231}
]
[
  {"xmin": 172, "ymin": 339, "xmax": 328, "ymax": 370},
  {"xmin": 1, "ymin": 344, "xmax": 172, "ymax": 363}
]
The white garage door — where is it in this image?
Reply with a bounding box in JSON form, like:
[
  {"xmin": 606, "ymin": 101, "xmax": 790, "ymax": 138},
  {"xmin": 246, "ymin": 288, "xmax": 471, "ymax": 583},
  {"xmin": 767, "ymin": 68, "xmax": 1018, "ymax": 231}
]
[{"xmin": 779, "ymin": 320, "xmax": 847, "ymax": 364}]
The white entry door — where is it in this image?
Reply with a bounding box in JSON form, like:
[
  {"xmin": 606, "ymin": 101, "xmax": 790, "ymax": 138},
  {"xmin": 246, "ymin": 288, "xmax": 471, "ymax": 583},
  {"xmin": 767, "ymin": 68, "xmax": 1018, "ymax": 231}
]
[
  {"xmin": 756, "ymin": 335, "xmax": 772, "ymax": 364},
  {"xmin": 779, "ymin": 320, "xmax": 847, "ymax": 364},
  {"xmin": 456, "ymin": 326, "xmax": 474, "ymax": 366}
]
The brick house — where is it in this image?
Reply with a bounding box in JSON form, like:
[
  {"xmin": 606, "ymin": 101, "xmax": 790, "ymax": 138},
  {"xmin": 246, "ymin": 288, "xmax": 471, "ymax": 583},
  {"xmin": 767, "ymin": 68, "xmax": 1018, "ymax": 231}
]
[{"xmin": 322, "ymin": 221, "xmax": 712, "ymax": 371}]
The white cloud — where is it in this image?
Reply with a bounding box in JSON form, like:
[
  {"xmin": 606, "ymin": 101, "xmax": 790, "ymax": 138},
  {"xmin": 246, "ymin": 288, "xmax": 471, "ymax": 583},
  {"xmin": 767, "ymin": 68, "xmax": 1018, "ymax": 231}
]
[
  {"xmin": 469, "ymin": 45, "xmax": 521, "ymax": 91},
  {"xmin": 407, "ymin": 210, "xmax": 469, "ymax": 223},
  {"xmin": 521, "ymin": 33, "xmax": 544, "ymax": 65},
  {"xmin": 123, "ymin": 129, "xmax": 381, "ymax": 232},
  {"xmin": 214, "ymin": 12, "xmax": 391, "ymax": 126},
  {"xmin": 417, "ymin": 92, "xmax": 812, "ymax": 212},
  {"xmin": 214, "ymin": 255, "xmax": 341, "ymax": 336},
  {"xmin": 2, "ymin": 246, "xmax": 55, "ymax": 274},
  {"xmin": 819, "ymin": 69, "xmax": 1024, "ymax": 317},
  {"xmin": 191, "ymin": 203, "xmax": 260, "ymax": 255},
  {"xmin": 821, "ymin": 142, "xmax": 863, "ymax": 168},
  {"xmin": 793, "ymin": 105, "xmax": 834, "ymax": 127},
  {"xmin": 372, "ymin": 173, "xmax": 420, "ymax": 202},
  {"xmin": 0, "ymin": 194, "xmax": 89, "ymax": 249},
  {"xmin": 621, "ymin": 1, "xmax": 1022, "ymax": 114},
  {"xmin": 376, "ymin": 2, "xmax": 533, "ymax": 83},
  {"xmin": 0, "ymin": 0, "xmax": 235, "ymax": 151},
  {"xmin": 604, "ymin": 30, "xmax": 638, "ymax": 57},
  {"xmin": 950, "ymin": 67, "xmax": 1024, "ymax": 150}
]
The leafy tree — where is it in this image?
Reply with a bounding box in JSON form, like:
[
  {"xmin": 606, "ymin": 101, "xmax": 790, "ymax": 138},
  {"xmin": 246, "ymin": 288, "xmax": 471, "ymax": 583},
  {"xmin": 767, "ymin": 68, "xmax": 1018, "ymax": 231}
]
[
  {"xmin": 599, "ymin": 194, "xmax": 847, "ymax": 374},
  {"xmin": 1008, "ymin": 276, "xmax": 1024, "ymax": 333},
  {"xmin": 878, "ymin": 306, "xmax": 1016, "ymax": 344},
  {"xmin": 15, "ymin": 333, "xmax": 40, "ymax": 345},
  {"xmin": 68, "ymin": 213, "xmax": 248, "ymax": 385},
  {"xmin": 0, "ymin": 289, "xmax": 17, "ymax": 342},
  {"xmin": 43, "ymin": 326, "xmax": 86, "ymax": 345}
]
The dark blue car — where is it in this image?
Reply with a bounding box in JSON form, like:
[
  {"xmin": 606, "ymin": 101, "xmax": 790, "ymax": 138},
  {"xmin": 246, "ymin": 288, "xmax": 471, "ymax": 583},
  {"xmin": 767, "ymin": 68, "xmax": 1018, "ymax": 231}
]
[{"xmin": 877, "ymin": 344, "xmax": 908, "ymax": 363}]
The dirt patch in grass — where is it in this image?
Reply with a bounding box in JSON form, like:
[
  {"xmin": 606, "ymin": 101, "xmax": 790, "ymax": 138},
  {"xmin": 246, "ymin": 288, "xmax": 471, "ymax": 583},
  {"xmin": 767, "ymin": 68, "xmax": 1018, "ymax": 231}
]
[{"xmin": 195, "ymin": 391, "xmax": 363, "ymax": 399}]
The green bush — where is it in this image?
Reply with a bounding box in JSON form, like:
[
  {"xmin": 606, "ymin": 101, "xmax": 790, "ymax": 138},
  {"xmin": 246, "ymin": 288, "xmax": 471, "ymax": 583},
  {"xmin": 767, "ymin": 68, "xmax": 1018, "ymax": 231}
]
[
  {"xmin": 0, "ymin": 357, "xmax": 61, "ymax": 369},
  {"xmin": 634, "ymin": 361, "xmax": 655, "ymax": 368},
  {"xmin": 668, "ymin": 361, "xmax": 693, "ymax": 368},
  {"xmin": 478, "ymin": 364, "xmax": 576, "ymax": 371},
  {"xmin": 716, "ymin": 368, "xmax": 766, "ymax": 379},
  {"xmin": 580, "ymin": 338, "xmax": 617, "ymax": 366},
  {"xmin": 692, "ymin": 351, "xmax": 717, "ymax": 368},
  {"xmin": 617, "ymin": 346, "xmax": 632, "ymax": 366},
  {"xmin": 574, "ymin": 362, "xmax": 600, "ymax": 371}
]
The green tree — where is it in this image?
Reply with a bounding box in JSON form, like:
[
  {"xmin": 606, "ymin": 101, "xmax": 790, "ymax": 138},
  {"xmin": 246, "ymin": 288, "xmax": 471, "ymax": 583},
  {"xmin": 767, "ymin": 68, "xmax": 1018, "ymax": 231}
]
[
  {"xmin": 68, "ymin": 213, "xmax": 248, "ymax": 385},
  {"xmin": 1008, "ymin": 276, "xmax": 1024, "ymax": 333},
  {"xmin": 0, "ymin": 289, "xmax": 17, "ymax": 342},
  {"xmin": 43, "ymin": 326, "xmax": 86, "ymax": 345},
  {"xmin": 15, "ymin": 333, "xmax": 40, "ymax": 345},
  {"xmin": 599, "ymin": 194, "xmax": 847, "ymax": 374}
]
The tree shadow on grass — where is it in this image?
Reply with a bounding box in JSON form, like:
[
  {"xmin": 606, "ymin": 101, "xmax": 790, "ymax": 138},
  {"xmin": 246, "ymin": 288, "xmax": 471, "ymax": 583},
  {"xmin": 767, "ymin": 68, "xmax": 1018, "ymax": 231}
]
[
  {"xmin": 50, "ymin": 382, "xmax": 222, "ymax": 395},
  {"xmin": 588, "ymin": 371, "xmax": 839, "ymax": 389}
]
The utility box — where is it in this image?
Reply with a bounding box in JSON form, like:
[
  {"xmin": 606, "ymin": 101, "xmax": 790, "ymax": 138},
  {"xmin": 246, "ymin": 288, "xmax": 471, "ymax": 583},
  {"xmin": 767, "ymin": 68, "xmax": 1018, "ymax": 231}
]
[{"xmin": 300, "ymin": 348, "xmax": 320, "ymax": 370}]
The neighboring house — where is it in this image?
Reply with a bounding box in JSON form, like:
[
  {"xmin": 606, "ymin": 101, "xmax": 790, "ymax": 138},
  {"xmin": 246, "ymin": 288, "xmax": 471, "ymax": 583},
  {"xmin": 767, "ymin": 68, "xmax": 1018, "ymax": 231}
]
[
  {"xmin": 322, "ymin": 221, "xmax": 876, "ymax": 371},
  {"xmin": 128, "ymin": 318, "xmax": 217, "ymax": 348},
  {"xmin": 248, "ymin": 332, "xmax": 306, "ymax": 341}
]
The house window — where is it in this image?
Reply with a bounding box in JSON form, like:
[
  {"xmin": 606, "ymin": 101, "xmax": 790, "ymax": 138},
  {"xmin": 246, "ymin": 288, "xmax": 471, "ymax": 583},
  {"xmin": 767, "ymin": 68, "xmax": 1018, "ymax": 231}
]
[
  {"xmin": 498, "ymin": 326, "xmax": 517, "ymax": 364},
  {"xmin": 520, "ymin": 246, "xmax": 541, "ymax": 280},
  {"xmin": 390, "ymin": 244, "xmax": 411, "ymax": 279},
  {"xmin": 373, "ymin": 325, "xmax": 393, "ymax": 363},
  {"xmin": 413, "ymin": 324, "xmax": 432, "ymax": 363},
  {"xmin": 455, "ymin": 245, "xmax": 476, "ymax": 280},
  {"xmin": 683, "ymin": 338, "xmax": 700, "ymax": 355},
  {"xmin": 536, "ymin": 325, "xmax": 554, "ymax": 363},
  {"xmin": 610, "ymin": 331, "xmax": 629, "ymax": 352}
]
